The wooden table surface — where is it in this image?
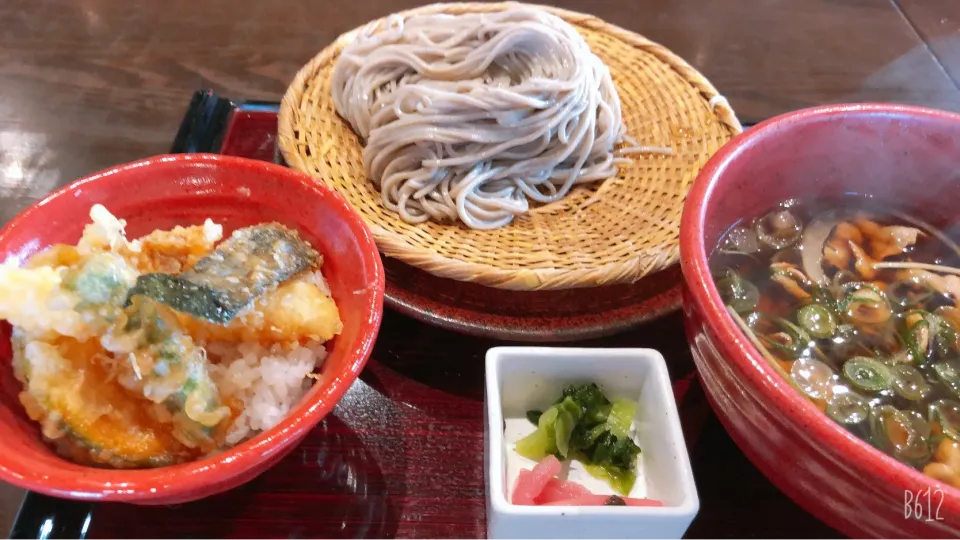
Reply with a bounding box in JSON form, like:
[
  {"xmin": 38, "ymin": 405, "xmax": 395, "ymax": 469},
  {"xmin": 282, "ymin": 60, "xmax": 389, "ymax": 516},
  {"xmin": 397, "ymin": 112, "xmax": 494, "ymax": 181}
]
[{"xmin": 1, "ymin": 0, "xmax": 959, "ymax": 537}]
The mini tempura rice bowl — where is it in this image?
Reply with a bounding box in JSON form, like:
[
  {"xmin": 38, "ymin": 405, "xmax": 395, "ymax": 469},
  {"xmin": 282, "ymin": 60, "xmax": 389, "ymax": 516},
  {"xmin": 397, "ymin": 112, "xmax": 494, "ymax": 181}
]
[{"xmin": 0, "ymin": 154, "xmax": 384, "ymax": 503}]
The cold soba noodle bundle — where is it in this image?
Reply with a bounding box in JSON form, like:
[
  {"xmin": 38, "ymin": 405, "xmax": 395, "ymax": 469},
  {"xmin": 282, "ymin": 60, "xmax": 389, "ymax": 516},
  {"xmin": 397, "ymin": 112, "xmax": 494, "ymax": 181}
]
[{"xmin": 331, "ymin": 6, "xmax": 668, "ymax": 230}]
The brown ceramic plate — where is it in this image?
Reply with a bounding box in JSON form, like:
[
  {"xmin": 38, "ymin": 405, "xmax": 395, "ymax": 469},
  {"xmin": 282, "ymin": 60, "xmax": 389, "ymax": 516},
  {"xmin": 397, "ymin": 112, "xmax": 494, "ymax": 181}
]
[
  {"xmin": 383, "ymin": 258, "xmax": 682, "ymax": 341},
  {"xmin": 178, "ymin": 91, "xmax": 683, "ymax": 341}
]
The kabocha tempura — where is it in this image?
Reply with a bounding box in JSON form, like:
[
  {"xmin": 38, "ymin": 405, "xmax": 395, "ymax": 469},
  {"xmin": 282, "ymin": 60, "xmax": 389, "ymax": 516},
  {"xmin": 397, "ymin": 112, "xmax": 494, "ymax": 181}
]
[
  {"xmin": 712, "ymin": 197, "xmax": 960, "ymax": 490},
  {"xmin": 2, "ymin": 205, "xmax": 342, "ymax": 468}
]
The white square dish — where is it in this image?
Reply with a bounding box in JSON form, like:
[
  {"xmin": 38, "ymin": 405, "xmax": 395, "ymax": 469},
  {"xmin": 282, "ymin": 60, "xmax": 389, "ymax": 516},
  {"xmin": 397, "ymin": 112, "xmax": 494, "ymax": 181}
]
[{"xmin": 484, "ymin": 347, "xmax": 699, "ymax": 539}]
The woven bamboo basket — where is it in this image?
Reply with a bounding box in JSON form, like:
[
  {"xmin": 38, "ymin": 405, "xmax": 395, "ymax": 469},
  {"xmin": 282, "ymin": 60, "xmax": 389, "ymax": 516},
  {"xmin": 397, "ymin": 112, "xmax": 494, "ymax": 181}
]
[{"xmin": 279, "ymin": 1, "xmax": 741, "ymax": 291}]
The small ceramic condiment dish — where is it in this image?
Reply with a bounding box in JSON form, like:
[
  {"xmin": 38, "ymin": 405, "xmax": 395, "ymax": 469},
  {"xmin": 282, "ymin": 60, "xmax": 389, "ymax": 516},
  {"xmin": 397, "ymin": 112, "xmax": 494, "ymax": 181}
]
[{"xmin": 484, "ymin": 347, "xmax": 698, "ymax": 539}]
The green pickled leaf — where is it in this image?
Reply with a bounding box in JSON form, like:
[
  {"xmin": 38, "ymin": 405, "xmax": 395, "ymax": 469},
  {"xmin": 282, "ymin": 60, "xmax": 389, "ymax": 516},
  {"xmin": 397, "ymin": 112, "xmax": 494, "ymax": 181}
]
[
  {"xmin": 515, "ymin": 425, "xmax": 553, "ymax": 461},
  {"xmin": 515, "ymin": 406, "xmax": 560, "ymax": 460},
  {"xmin": 538, "ymin": 406, "xmax": 559, "ymax": 430},
  {"xmin": 568, "ymin": 423, "xmax": 608, "ymax": 454},
  {"xmin": 517, "ymin": 383, "xmax": 642, "ymax": 494},
  {"xmin": 555, "ymin": 410, "xmax": 576, "ymax": 458},
  {"xmin": 559, "ymin": 383, "xmax": 611, "ymax": 422},
  {"xmin": 606, "ymin": 398, "xmax": 636, "ymax": 439},
  {"xmin": 584, "ymin": 463, "xmax": 637, "ymax": 496}
]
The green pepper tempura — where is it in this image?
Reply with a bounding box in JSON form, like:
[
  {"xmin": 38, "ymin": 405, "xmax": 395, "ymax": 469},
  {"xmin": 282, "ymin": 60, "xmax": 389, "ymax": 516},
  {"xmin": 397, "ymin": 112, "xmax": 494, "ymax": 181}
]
[{"xmin": 515, "ymin": 383, "xmax": 642, "ymax": 495}]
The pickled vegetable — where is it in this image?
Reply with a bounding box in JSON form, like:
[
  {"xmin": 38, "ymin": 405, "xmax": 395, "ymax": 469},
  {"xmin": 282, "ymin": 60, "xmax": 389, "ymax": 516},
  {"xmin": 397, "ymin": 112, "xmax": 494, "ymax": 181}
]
[
  {"xmin": 17, "ymin": 339, "xmax": 193, "ymax": 468},
  {"xmin": 515, "ymin": 383, "xmax": 641, "ymax": 495},
  {"xmin": 515, "ymin": 406, "xmax": 559, "ymax": 461}
]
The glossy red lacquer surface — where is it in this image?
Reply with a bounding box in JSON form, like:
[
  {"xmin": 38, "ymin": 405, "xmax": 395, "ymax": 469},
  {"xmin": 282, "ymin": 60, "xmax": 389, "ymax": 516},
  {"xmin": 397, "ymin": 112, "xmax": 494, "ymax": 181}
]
[
  {"xmin": 679, "ymin": 103, "xmax": 960, "ymax": 538},
  {"xmin": 0, "ymin": 154, "xmax": 385, "ymax": 504}
]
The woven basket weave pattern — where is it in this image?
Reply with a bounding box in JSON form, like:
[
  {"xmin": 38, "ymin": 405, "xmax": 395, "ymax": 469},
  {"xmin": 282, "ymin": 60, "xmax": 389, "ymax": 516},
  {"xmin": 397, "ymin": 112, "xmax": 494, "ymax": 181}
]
[{"xmin": 279, "ymin": 2, "xmax": 741, "ymax": 291}]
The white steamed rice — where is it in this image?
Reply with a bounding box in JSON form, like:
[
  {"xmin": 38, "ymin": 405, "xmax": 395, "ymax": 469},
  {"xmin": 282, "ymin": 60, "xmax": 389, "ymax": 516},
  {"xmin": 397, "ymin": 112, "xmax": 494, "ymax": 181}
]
[{"xmin": 207, "ymin": 340, "xmax": 328, "ymax": 445}]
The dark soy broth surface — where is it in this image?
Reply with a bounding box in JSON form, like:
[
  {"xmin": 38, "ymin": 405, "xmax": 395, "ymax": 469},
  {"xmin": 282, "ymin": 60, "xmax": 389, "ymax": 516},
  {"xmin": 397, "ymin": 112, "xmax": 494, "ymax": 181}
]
[{"xmin": 710, "ymin": 196, "xmax": 960, "ymax": 490}]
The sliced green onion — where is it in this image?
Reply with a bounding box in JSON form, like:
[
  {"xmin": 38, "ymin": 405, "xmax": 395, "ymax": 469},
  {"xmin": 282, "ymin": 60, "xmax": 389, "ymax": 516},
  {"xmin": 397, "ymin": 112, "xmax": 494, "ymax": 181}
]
[
  {"xmin": 870, "ymin": 405, "xmax": 932, "ymax": 464},
  {"xmin": 584, "ymin": 463, "xmax": 637, "ymax": 496},
  {"xmin": 811, "ymin": 284, "xmax": 844, "ymax": 315},
  {"xmin": 891, "ymin": 364, "xmax": 931, "ymax": 402},
  {"xmin": 933, "ymin": 360, "xmax": 960, "ymax": 397},
  {"xmin": 716, "ymin": 271, "xmax": 759, "ymax": 314},
  {"xmin": 887, "ymin": 279, "xmax": 934, "ymax": 309},
  {"xmin": 843, "ymin": 356, "xmax": 893, "ymax": 393},
  {"xmin": 790, "ymin": 357, "xmax": 837, "ymax": 400},
  {"xmin": 796, "ymin": 304, "xmax": 838, "ymax": 339},
  {"xmin": 832, "ymin": 270, "xmax": 859, "ymax": 289},
  {"xmin": 902, "ymin": 316, "xmax": 932, "ymax": 365},
  {"xmin": 824, "ymin": 324, "xmax": 863, "ymax": 359},
  {"xmin": 826, "ymin": 392, "xmax": 871, "ymax": 434},
  {"xmin": 937, "ymin": 321, "xmax": 960, "ymax": 358},
  {"xmin": 929, "ymin": 399, "xmax": 960, "ymax": 443}
]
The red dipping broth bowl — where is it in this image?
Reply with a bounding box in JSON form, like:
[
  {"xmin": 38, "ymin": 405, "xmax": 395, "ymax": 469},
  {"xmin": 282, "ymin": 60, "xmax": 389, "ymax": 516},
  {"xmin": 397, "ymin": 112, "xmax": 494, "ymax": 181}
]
[
  {"xmin": 680, "ymin": 103, "xmax": 960, "ymax": 538},
  {"xmin": 0, "ymin": 154, "xmax": 384, "ymax": 504}
]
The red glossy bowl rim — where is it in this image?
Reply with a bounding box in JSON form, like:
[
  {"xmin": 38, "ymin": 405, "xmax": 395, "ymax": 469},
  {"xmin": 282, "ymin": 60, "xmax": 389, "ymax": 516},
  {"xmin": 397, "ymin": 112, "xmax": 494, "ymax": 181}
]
[
  {"xmin": 0, "ymin": 153, "xmax": 385, "ymax": 501},
  {"xmin": 680, "ymin": 103, "xmax": 960, "ymax": 505}
]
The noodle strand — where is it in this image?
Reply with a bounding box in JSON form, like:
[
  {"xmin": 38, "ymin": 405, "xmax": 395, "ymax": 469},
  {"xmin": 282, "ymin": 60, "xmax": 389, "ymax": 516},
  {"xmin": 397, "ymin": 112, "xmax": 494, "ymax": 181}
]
[{"xmin": 331, "ymin": 6, "xmax": 670, "ymax": 229}]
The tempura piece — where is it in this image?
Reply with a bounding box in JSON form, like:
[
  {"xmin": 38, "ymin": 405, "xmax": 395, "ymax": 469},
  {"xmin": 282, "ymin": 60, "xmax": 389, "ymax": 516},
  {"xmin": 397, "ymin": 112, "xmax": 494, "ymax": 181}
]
[
  {"xmin": 15, "ymin": 336, "xmax": 194, "ymax": 468},
  {"xmin": 181, "ymin": 272, "xmax": 343, "ymax": 344},
  {"xmin": 126, "ymin": 224, "xmax": 319, "ymax": 325},
  {"xmin": 119, "ymin": 220, "xmax": 222, "ymax": 274}
]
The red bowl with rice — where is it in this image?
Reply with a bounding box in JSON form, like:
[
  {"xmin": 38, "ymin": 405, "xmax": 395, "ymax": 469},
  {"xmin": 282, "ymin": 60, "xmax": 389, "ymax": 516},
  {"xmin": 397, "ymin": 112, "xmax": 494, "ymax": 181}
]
[{"xmin": 0, "ymin": 154, "xmax": 384, "ymax": 503}]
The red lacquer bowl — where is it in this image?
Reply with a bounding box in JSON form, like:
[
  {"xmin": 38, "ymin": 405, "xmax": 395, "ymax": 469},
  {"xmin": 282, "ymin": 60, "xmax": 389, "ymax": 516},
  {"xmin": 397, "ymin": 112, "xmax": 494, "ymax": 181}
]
[
  {"xmin": 0, "ymin": 154, "xmax": 384, "ymax": 504},
  {"xmin": 680, "ymin": 103, "xmax": 960, "ymax": 538}
]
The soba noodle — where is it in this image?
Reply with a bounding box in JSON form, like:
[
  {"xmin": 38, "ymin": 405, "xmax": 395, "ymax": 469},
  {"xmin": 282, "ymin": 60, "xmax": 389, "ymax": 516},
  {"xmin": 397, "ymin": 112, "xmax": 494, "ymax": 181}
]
[{"xmin": 331, "ymin": 6, "xmax": 669, "ymax": 230}]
